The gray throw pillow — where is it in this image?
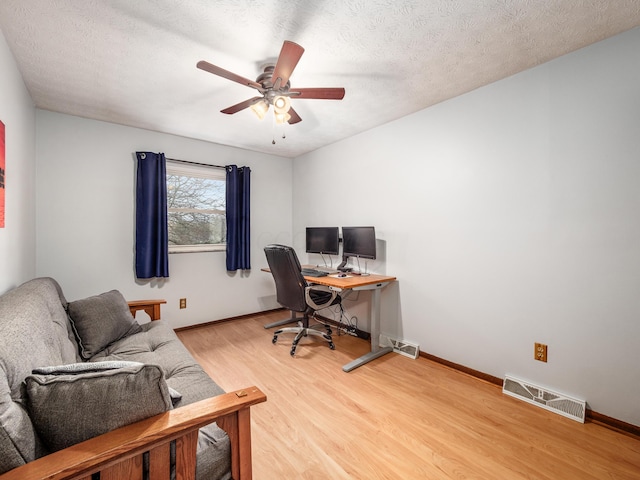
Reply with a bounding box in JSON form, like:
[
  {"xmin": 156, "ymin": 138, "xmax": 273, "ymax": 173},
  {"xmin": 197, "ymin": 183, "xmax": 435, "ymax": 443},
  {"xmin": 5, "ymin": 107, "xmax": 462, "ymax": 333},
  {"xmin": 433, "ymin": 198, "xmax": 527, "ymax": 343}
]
[
  {"xmin": 25, "ymin": 362, "xmax": 172, "ymax": 452},
  {"xmin": 67, "ymin": 290, "xmax": 142, "ymax": 359}
]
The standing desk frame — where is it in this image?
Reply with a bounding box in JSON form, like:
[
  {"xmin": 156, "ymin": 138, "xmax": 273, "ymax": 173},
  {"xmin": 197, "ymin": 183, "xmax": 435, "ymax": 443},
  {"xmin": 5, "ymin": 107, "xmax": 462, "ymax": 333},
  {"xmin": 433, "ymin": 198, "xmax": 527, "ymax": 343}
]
[{"xmin": 299, "ymin": 273, "xmax": 397, "ymax": 372}]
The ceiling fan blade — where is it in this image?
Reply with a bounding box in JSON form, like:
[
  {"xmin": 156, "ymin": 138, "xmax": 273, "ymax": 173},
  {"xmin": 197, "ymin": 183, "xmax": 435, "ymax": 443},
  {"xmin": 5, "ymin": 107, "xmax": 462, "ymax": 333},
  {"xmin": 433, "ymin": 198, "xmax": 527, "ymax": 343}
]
[
  {"xmin": 288, "ymin": 88, "xmax": 345, "ymax": 100},
  {"xmin": 287, "ymin": 107, "xmax": 302, "ymax": 124},
  {"xmin": 197, "ymin": 60, "xmax": 264, "ymax": 92},
  {"xmin": 271, "ymin": 41, "xmax": 304, "ymax": 90},
  {"xmin": 221, "ymin": 97, "xmax": 263, "ymax": 115}
]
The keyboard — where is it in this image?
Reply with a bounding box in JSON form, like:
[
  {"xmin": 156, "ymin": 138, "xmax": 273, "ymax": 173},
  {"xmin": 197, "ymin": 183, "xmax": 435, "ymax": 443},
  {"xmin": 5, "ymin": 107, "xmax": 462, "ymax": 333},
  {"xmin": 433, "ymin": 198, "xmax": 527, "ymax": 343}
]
[{"xmin": 301, "ymin": 268, "xmax": 329, "ymax": 277}]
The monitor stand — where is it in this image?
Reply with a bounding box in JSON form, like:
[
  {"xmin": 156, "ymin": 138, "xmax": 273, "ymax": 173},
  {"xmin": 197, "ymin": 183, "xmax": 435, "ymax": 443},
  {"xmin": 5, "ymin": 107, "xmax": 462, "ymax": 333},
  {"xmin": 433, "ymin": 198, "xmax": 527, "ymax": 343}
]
[{"xmin": 336, "ymin": 258, "xmax": 352, "ymax": 272}]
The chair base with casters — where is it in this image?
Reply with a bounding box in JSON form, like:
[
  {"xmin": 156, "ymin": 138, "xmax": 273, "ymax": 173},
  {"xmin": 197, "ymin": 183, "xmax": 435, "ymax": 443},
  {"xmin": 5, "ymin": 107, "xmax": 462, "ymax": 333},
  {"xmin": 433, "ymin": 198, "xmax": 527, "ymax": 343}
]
[{"xmin": 272, "ymin": 314, "xmax": 335, "ymax": 356}]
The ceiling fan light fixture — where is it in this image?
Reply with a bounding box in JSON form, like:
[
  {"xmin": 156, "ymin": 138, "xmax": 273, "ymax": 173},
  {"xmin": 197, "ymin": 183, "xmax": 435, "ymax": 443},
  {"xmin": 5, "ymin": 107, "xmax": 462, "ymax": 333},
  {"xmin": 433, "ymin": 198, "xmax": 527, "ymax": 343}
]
[
  {"xmin": 275, "ymin": 111, "xmax": 291, "ymax": 124},
  {"xmin": 251, "ymin": 99, "xmax": 269, "ymax": 120},
  {"xmin": 198, "ymin": 40, "xmax": 345, "ymax": 127},
  {"xmin": 273, "ymin": 95, "xmax": 291, "ymax": 114}
]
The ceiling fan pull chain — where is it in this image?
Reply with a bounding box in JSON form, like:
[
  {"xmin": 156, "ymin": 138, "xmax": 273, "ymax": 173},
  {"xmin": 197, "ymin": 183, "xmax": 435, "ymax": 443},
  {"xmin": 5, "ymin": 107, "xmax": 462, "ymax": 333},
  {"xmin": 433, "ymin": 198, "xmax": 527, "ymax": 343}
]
[
  {"xmin": 273, "ymin": 130, "xmax": 286, "ymax": 143},
  {"xmin": 272, "ymin": 113, "xmax": 276, "ymax": 144}
]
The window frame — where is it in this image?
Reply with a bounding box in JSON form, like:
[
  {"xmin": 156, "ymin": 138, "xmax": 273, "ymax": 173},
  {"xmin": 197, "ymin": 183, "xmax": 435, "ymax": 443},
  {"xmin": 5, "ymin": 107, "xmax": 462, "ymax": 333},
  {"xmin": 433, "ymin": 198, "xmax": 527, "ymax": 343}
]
[{"xmin": 166, "ymin": 160, "xmax": 226, "ymax": 254}]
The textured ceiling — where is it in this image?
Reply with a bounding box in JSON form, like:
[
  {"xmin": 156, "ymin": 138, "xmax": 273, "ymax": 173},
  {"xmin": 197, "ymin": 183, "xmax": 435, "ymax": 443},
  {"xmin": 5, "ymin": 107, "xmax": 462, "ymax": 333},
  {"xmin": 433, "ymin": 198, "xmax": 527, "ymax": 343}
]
[{"xmin": 1, "ymin": 1, "xmax": 639, "ymax": 158}]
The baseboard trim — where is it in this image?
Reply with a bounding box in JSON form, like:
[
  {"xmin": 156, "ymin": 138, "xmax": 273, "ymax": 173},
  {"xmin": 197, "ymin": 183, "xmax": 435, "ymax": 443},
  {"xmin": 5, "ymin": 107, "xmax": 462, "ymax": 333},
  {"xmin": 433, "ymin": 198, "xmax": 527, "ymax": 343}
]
[
  {"xmin": 174, "ymin": 308, "xmax": 284, "ymax": 332},
  {"xmin": 419, "ymin": 351, "xmax": 640, "ymax": 439},
  {"xmin": 419, "ymin": 352, "xmax": 504, "ymax": 386},
  {"xmin": 586, "ymin": 410, "xmax": 640, "ymax": 438}
]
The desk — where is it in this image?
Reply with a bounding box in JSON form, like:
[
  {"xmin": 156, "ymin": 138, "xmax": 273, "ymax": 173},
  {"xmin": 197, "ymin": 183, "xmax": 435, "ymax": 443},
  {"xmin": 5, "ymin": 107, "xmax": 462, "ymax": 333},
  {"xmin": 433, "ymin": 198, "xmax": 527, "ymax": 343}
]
[
  {"xmin": 303, "ymin": 273, "xmax": 396, "ymax": 372},
  {"xmin": 262, "ymin": 267, "xmax": 397, "ymax": 371}
]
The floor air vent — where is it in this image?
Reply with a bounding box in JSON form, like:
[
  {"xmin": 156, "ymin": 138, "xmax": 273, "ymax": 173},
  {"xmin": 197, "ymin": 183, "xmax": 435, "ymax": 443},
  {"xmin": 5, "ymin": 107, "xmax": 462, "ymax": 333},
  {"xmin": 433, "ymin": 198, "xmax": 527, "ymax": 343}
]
[
  {"xmin": 379, "ymin": 335, "xmax": 419, "ymax": 359},
  {"xmin": 503, "ymin": 375, "xmax": 586, "ymax": 423}
]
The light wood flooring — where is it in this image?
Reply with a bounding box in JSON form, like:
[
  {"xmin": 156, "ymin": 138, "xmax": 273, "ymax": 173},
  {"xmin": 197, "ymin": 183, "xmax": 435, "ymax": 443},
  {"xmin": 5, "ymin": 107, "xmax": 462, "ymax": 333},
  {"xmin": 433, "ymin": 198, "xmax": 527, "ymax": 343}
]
[{"xmin": 177, "ymin": 310, "xmax": 640, "ymax": 480}]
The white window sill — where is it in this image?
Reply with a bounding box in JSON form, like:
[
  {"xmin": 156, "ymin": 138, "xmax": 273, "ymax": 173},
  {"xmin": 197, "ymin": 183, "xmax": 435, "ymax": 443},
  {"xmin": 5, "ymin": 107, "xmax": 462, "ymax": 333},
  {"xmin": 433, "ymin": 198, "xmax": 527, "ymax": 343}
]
[{"xmin": 169, "ymin": 245, "xmax": 226, "ymax": 254}]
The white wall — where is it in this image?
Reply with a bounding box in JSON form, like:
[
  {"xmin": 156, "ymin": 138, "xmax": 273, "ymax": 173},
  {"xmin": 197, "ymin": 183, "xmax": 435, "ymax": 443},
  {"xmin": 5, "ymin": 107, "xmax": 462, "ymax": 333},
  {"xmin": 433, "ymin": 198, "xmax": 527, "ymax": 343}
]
[
  {"xmin": 0, "ymin": 29, "xmax": 36, "ymax": 293},
  {"xmin": 293, "ymin": 28, "xmax": 640, "ymax": 426},
  {"xmin": 36, "ymin": 111, "xmax": 291, "ymax": 328}
]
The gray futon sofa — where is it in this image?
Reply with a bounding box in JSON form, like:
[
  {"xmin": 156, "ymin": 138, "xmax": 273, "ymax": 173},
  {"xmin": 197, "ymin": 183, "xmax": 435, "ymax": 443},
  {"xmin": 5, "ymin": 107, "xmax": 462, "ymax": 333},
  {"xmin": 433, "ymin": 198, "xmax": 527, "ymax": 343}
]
[{"xmin": 0, "ymin": 277, "xmax": 265, "ymax": 480}]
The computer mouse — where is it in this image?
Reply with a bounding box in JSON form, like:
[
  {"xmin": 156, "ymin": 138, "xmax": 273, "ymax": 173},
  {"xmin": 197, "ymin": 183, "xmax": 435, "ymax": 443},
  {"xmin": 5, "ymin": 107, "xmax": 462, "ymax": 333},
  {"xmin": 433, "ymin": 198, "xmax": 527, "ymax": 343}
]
[{"xmin": 338, "ymin": 273, "xmax": 347, "ymax": 278}]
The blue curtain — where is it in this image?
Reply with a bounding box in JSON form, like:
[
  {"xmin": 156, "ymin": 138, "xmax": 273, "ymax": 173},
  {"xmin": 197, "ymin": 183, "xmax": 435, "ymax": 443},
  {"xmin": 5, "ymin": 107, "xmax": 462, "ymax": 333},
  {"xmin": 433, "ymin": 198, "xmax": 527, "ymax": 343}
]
[
  {"xmin": 226, "ymin": 165, "xmax": 251, "ymax": 271},
  {"xmin": 135, "ymin": 152, "xmax": 169, "ymax": 278}
]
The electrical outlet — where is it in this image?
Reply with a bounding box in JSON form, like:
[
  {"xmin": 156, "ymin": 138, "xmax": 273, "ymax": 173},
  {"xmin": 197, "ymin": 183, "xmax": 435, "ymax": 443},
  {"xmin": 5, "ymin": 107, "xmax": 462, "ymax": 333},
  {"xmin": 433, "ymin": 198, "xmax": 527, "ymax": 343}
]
[
  {"xmin": 534, "ymin": 343, "xmax": 548, "ymax": 362},
  {"xmin": 179, "ymin": 298, "xmax": 187, "ymax": 309}
]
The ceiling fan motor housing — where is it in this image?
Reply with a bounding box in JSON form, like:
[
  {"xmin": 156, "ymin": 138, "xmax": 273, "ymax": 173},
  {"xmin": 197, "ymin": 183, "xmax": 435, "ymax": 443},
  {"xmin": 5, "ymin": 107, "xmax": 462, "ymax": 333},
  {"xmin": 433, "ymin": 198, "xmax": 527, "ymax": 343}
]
[{"xmin": 257, "ymin": 65, "xmax": 291, "ymax": 104}]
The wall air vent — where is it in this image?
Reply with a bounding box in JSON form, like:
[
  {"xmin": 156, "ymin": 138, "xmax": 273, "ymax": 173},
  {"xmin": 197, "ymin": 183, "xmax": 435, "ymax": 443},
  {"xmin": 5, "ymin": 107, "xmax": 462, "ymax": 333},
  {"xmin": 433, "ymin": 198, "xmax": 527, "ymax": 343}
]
[
  {"xmin": 379, "ymin": 335, "xmax": 419, "ymax": 359},
  {"xmin": 503, "ymin": 375, "xmax": 586, "ymax": 423}
]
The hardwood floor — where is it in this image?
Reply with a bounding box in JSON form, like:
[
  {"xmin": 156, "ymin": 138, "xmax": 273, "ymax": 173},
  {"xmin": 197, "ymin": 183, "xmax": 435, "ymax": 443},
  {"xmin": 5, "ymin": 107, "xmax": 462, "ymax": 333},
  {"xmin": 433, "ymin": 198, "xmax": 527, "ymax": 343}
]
[{"xmin": 177, "ymin": 311, "xmax": 640, "ymax": 479}]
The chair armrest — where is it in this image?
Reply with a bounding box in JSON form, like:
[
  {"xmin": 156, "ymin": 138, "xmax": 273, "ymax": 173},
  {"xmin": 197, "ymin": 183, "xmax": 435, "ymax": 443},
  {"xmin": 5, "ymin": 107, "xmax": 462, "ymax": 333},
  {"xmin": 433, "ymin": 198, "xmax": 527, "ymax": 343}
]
[
  {"xmin": 128, "ymin": 299, "xmax": 167, "ymax": 321},
  {"xmin": 0, "ymin": 386, "xmax": 267, "ymax": 480}
]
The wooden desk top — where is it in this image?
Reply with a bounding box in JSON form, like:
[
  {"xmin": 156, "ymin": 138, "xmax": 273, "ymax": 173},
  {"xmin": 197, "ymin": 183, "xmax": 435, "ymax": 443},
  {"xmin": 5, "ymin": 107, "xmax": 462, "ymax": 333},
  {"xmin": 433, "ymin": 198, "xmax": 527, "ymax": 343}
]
[
  {"xmin": 303, "ymin": 272, "xmax": 396, "ymax": 289},
  {"xmin": 261, "ymin": 267, "xmax": 396, "ymax": 289}
]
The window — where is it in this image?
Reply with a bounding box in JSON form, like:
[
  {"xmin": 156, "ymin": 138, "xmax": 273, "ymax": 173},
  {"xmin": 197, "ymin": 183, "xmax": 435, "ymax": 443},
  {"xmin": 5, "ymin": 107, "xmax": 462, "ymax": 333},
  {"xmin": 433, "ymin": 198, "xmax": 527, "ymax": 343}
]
[{"xmin": 166, "ymin": 161, "xmax": 226, "ymax": 253}]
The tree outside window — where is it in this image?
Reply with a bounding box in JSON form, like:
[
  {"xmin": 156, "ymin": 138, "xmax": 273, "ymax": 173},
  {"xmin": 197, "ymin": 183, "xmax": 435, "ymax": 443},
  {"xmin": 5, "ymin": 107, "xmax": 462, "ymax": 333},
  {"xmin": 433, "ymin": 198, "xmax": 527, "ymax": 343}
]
[{"xmin": 166, "ymin": 161, "xmax": 226, "ymax": 253}]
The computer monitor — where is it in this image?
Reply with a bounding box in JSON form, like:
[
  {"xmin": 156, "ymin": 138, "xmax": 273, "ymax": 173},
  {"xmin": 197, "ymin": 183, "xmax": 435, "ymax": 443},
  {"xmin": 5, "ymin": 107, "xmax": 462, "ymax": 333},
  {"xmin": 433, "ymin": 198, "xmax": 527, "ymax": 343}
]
[
  {"xmin": 341, "ymin": 226, "xmax": 376, "ymax": 260},
  {"xmin": 305, "ymin": 227, "xmax": 340, "ymax": 255}
]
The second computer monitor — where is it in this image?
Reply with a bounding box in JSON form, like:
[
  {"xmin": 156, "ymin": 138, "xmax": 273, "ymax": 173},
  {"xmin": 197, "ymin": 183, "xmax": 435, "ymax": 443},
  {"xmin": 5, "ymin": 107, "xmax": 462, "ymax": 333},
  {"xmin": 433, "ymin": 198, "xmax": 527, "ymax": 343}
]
[{"xmin": 341, "ymin": 226, "xmax": 376, "ymax": 260}]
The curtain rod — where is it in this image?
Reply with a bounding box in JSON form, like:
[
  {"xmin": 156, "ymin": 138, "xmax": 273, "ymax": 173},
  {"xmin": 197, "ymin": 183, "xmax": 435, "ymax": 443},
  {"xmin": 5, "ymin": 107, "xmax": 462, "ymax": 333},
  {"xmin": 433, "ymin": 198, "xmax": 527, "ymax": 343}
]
[{"xmin": 165, "ymin": 157, "xmax": 226, "ymax": 169}]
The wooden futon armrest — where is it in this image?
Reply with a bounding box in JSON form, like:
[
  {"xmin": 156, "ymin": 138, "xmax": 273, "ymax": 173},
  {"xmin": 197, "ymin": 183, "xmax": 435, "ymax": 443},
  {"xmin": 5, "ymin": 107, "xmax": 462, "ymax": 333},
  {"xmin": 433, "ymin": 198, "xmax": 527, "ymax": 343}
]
[
  {"xmin": 0, "ymin": 386, "xmax": 267, "ymax": 480},
  {"xmin": 128, "ymin": 299, "xmax": 167, "ymax": 321}
]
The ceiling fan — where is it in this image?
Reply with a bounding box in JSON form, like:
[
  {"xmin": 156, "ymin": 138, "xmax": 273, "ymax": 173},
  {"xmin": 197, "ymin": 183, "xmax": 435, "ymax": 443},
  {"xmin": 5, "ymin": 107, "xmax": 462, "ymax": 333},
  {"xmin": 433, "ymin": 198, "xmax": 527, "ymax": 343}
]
[{"xmin": 197, "ymin": 40, "xmax": 345, "ymax": 125}]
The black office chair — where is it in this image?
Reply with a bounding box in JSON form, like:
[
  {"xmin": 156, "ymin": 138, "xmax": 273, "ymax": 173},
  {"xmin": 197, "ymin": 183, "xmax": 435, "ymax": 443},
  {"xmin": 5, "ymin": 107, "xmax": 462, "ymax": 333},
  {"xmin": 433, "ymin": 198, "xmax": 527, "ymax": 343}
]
[{"xmin": 264, "ymin": 244, "xmax": 341, "ymax": 356}]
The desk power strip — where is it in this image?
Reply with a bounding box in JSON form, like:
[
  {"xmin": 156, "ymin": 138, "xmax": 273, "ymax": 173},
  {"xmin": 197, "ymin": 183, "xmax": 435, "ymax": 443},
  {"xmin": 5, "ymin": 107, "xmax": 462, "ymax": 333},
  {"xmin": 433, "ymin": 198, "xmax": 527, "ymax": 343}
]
[{"xmin": 339, "ymin": 326, "xmax": 370, "ymax": 340}]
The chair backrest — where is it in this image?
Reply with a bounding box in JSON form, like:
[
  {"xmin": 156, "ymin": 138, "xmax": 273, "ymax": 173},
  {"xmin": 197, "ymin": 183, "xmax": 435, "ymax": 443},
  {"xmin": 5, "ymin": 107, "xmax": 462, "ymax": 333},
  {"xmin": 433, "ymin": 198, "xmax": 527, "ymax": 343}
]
[{"xmin": 264, "ymin": 244, "xmax": 307, "ymax": 313}]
